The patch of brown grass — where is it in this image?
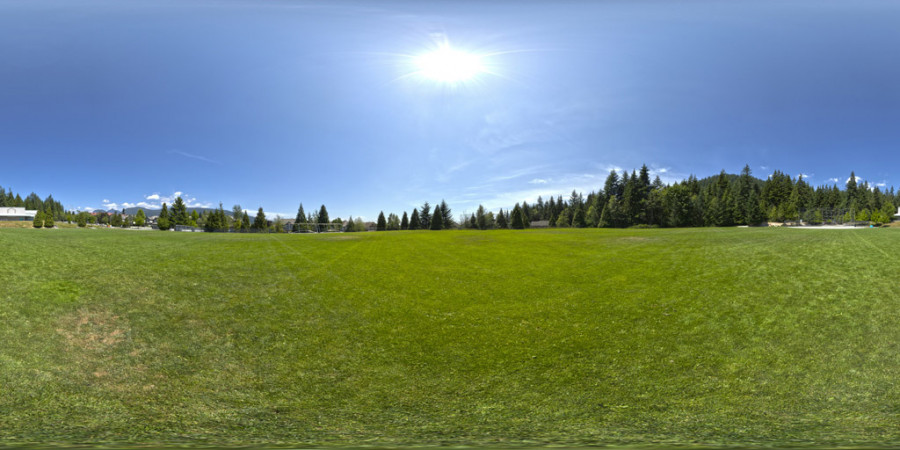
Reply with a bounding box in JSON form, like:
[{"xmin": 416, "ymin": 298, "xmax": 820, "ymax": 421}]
[{"xmin": 56, "ymin": 309, "xmax": 128, "ymax": 351}]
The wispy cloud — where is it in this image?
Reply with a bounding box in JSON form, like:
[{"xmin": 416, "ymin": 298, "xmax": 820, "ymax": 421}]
[
  {"xmin": 529, "ymin": 178, "xmax": 548, "ymax": 184},
  {"xmin": 167, "ymin": 150, "xmax": 221, "ymax": 165},
  {"xmin": 828, "ymin": 177, "xmax": 840, "ymax": 183}
]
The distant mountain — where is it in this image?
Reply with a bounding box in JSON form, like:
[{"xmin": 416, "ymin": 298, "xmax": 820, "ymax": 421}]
[{"xmin": 114, "ymin": 207, "xmax": 232, "ymax": 217}]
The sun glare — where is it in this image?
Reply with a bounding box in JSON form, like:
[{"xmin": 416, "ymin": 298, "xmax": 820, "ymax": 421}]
[{"xmin": 413, "ymin": 45, "xmax": 485, "ymax": 83}]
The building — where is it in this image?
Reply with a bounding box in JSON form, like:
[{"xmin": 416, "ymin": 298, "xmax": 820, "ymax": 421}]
[{"xmin": 0, "ymin": 207, "xmax": 38, "ymax": 221}]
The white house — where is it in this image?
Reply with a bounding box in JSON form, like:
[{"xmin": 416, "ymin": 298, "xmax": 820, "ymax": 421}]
[{"xmin": 0, "ymin": 207, "xmax": 38, "ymax": 221}]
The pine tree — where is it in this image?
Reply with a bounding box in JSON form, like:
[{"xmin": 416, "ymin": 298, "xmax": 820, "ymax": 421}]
[
  {"xmin": 572, "ymin": 208, "xmax": 586, "ymax": 228},
  {"xmin": 135, "ymin": 209, "xmax": 146, "ymax": 227},
  {"xmin": 409, "ymin": 209, "xmax": 421, "ymax": 230},
  {"xmin": 599, "ymin": 197, "xmax": 622, "ymax": 228},
  {"xmin": 746, "ymin": 189, "xmax": 766, "ymax": 226},
  {"xmin": 510, "ymin": 204, "xmax": 525, "ymax": 229},
  {"xmin": 496, "ymin": 209, "xmax": 508, "ymax": 229},
  {"xmin": 158, "ymin": 203, "xmax": 170, "ymax": 230},
  {"xmin": 439, "ymin": 200, "xmax": 453, "ymax": 229},
  {"xmin": 419, "ymin": 202, "xmax": 431, "ymax": 230},
  {"xmin": 430, "ymin": 208, "xmax": 442, "ymax": 230},
  {"xmin": 253, "ymin": 207, "xmax": 267, "ymax": 230},
  {"xmin": 318, "ymin": 205, "xmax": 329, "ymax": 228},
  {"xmin": 401, "ymin": 211, "xmax": 409, "ymax": 230},
  {"xmin": 241, "ymin": 211, "xmax": 250, "ymax": 231},
  {"xmin": 476, "ymin": 204, "xmax": 487, "ymax": 230},
  {"xmin": 293, "ymin": 204, "xmax": 307, "ymax": 232},
  {"xmin": 33, "ymin": 211, "xmax": 44, "ymax": 228},
  {"xmin": 603, "ymin": 170, "xmax": 620, "ymax": 200},
  {"xmin": 376, "ymin": 211, "xmax": 387, "ymax": 231},
  {"xmin": 171, "ymin": 196, "xmax": 189, "ymax": 226}
]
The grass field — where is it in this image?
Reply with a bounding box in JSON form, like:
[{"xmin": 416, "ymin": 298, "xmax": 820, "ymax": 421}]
[{"xmin": 1, "ymin": 227, "xmax": 898, "ymax": 447}]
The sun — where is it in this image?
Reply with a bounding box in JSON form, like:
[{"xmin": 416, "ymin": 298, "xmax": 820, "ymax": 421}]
[{"xmin": 412, "ymin": 44, "xmax": 486, "ymax": 84}]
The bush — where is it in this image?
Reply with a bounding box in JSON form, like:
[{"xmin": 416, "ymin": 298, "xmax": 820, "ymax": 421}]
[
  {"xmin": 33, "ymin": 212, "xmax": 44, "ymax": 228},
  {"xmin": 44, "ymin": 213, "xmax": 55, "ymax": 228}
]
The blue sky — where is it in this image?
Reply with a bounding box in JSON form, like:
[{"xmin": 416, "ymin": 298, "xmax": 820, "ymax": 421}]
[{"xmin": 2, "ymin": 0, "xmax": 899, "ymax": 220}]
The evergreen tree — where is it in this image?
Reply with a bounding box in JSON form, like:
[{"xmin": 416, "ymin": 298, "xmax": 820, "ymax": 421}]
[
  {"xmin": 409, "ymin": 208, "xmax": 421, "ymax": 230},
  {"xmin": 318, "ymin": 205, "xmax": 329, "ymax": 228},
  {"xmin": 401, "ymin": 211, "xmax": 409, "ymax": 230},
  {"xmin": 33, "ymin": 211, "xmax": 44, "ymax": 228},
  {"xmin": 135, "ymin": 209, "xmax": 146, "ymax": 227},
  {"xmin": 746, "ymin": 189, "xmax": 767, "ymax": 225},
  {"xmin": 376, "ymin": 211, "xmax": 387, "ymax": 231},
  {"xmin": 510, "ymin": 204, "xmax": 525, "ymax": 229},
  {"xmin": 599, "ymin": 197, "xmax": 624, "ymax": 228},
  {"xmin": 171, "ymin": 196, "xmax": 189, "ymax": 226},
  {"xmin": 241, "ymin": 211, "xmax": 250, "ymax": 231},
  {"xmin": 293, "ymin": 203, "xmax": 307, "ymax": 232},
  {"xmin": 158, "ymin": 203, "xmax": 170, "ymax": 230},
  {"xmin": 430, "ymin": 208, "xmax": 443, "ymax": 230},
  {"xmin": 110, "ymin": 213, "xmax": 122, "ymax": 227},
  {"xmin": 190, "ymin": 210, "xmax": 199, "ymax": 227},
  {"xmin": 253, "ymin": 207, "xmax": 267, "ymax": 230},
  {"xmin": 476, "ymin": 204, "xmax": 487, "ymax": 230},
  {"xmin": 496, "ymin": 209, "xmax": 508, "ymax": 229},
  {"xmin": 572, "ymin": 208, "xmax": 586, "ymax": 228},
  {"xmin": 603, "ymin": 170, "xmax": 620, "ymax": 200},
  {"xmin": 419, "ymin": 202, "xmax": 431, "ymax": 230},
  {"xmin": 439, "ymin": 200, "xmax": 453, "ymax": 229}
]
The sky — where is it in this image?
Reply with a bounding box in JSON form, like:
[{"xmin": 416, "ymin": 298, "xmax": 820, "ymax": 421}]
[{"xmin": 2, "ymin": 0, "xmax": 899, "ymax": 220}]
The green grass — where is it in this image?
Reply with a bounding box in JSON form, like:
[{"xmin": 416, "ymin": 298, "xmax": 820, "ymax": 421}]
[{"xmin": 1, "ymin": 227, "xmax": 898, "ymax": 447}]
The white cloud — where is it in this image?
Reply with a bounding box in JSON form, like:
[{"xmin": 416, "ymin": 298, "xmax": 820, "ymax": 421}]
[
  {"xmin": 529, "ymin": 178, "xmax": 549, "ymax": 184},
  {"xmin": 146, "ymin": 194, "xmax": 160, "ymax": 200},
  {"xmin": 876, "ymin": 182, "xmax": 887, "ymax": 188},
  {"xmin": 173, "ymin": 191, "xmax": 183, "ymax": 197},
  {"xmin": 828, "ymin": 177, "xmax": 840, "ymax": 183}
]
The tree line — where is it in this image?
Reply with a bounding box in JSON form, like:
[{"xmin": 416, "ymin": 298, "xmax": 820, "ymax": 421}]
[
  {"xmin": 0, "ymin": 186, "xmax": 67, "ymax": 222},
  {"xmin": 459, "ymin": 165, "xmax": 899, "ymax": 230},
  {"xmin": 7, "ymin": 164, "xmax": 899, "ymax": 232}
]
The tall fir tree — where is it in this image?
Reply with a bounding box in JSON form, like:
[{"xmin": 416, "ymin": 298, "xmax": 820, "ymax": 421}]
[
  {"xmin": 376, "ymin": 211, "xmax": 387, "ymax": 231},
  {"xmin": 158, "ymin": 203, "xmax": 170, "ymax": 230},
  {"xmin": 253, "ymin": 207, "xmax": 267, "ymax": 230},
  {"xmin": 409, "ymin": 208, "xmax": 421, "ymax": 230},
  {"xmin": 510, "ymin": 204, "xmax": 525, "ymax": 229},
  {"xmin": 318, "ymin": 205, "xmax": 329, "ymax": 227},
  {"xmin": 293, "ymin": 203, "xmax": 307, "ymax": 232},
  {"xmin": 439, "ymin": 200, "xmax": 453, "ymax": 229},
  {"xmin": 401, "ymin": 211, "xmax": 409, "ymax": 230},
  {"xmin": 496, "ymin": 209, "xmax": 508, "ymax": 229},
  {"xmin": 430, "ymin": 208, "xmax": 443, "ymax": 230},
  {"xmin": 419, "ymin": 202, "xmax": 431, "ymax": 230},
  {"xmin": 171, "ymin": 196, "xmax": 189, "ymax": 226}
]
